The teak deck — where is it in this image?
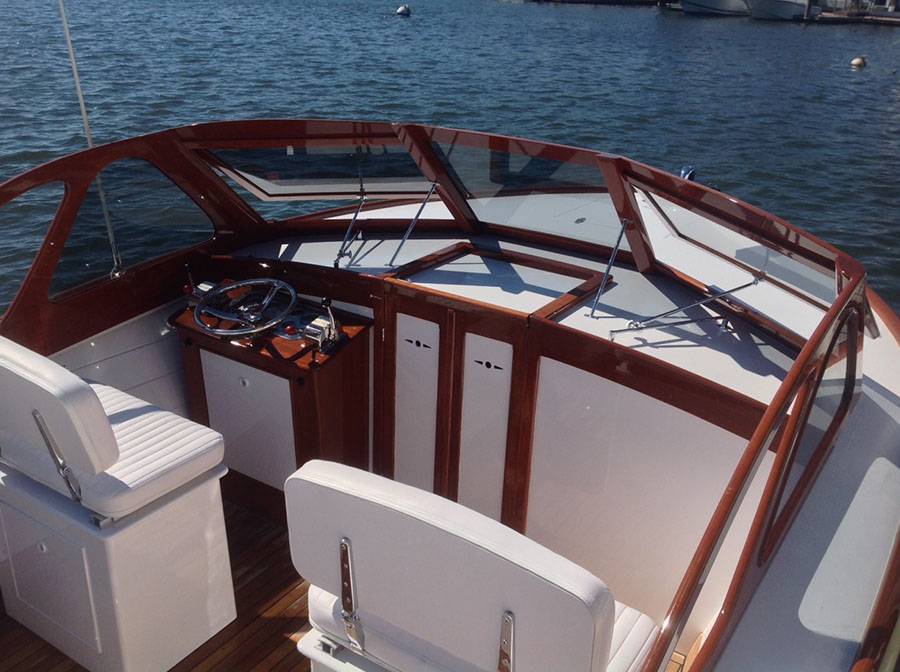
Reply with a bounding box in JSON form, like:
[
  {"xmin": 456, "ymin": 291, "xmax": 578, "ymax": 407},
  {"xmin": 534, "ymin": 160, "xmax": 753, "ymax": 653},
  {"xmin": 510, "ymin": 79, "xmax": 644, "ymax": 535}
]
[{"xmin": 0, "ymin": 502, "xmax": 312, "ymax": 672}]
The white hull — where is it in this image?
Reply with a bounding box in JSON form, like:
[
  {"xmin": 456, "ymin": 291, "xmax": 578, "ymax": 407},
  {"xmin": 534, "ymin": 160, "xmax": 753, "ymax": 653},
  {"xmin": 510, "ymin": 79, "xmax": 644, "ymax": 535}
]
[
  {"xmin": 749, "ymin": 0, "xmax": 807, "ymax": 19},
  {"xmin": 682, "ymin": 0, "xmax": 749, "ymax": 16}
]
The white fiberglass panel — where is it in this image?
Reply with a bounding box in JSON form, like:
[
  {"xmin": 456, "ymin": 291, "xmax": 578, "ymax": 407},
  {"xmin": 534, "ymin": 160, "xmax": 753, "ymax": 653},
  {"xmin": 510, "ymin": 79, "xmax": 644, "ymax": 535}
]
[
  {"xmin": 409, "ymin": 254, "xmax": 582, "ymax": 314},
  {"xmin": 633, "ymin": 188, "xmax": 825, "ymax": 340},
  {"xmin": 201, "ymin": 351, "xmax": 295, "ymax": 490},
  {"xmin": 457, "ymin": 334, "xmax": 514, "ymax": 520},
  {"xmin": 52, "ymin": 299, "xmax": 189, "ymax": 415},
  {"xmin": 394, "ymin": 313, "xmax": 440, "ymax": 492},
  {"xmin": 469, "ymin": 193, "xmax": 627, "ymax": 249},
  {"xmin": 526, "ymin": 357, "xmax": 747, "ymax": 625},
  {"xmin": 559, "ymin": 263, "xmax": 795, "ymax": 406},
  {"xmin": 0, "ymin": 505, "xmax": 98, "ymax": 649},
  {"xmin": 799, "ymin": 457, "xmax": 900, "ymax": 641}
]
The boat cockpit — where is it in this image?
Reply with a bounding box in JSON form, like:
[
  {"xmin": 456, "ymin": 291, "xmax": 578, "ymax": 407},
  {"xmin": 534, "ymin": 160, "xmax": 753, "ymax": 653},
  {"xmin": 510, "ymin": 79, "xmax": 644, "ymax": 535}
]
[{"xmin": 0, "ymin": 120, "xmax": 897, "ymax": 672}]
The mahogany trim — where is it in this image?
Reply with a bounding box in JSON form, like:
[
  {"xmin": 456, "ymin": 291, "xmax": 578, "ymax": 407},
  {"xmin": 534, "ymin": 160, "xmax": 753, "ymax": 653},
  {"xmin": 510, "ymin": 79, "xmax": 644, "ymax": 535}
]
[
  {"xmin": 532, "ymin": 275, "xmax": 607, "ymax": 321},
  {"xmin": 868, "ymin": 288, "xmax": 900, "ymax": 346},
  {"xmin": 394, "ymin": 123, "xmax": 480, "ymax": 232},
  {"xmin": 501, "ymin": 332, "xmax": 540, "ymax": 534},
  {"xmin": 415, "ymin": 125, "xmax": 609, "ymax": 169},
  {"xmin": 382, "ymin": 241, "xmax": 474, "ymax": 279},
  {"xmin": 598, "ymin": 155, "xmax": 656, "ymax": 273}
]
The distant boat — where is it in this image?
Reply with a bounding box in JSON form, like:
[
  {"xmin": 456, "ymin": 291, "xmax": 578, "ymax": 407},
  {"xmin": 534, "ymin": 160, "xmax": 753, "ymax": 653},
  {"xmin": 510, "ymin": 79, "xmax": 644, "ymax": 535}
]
[
  {"xmin": 682, "ymin": 0, "xmax": 749, "ymax": 15},
  {"xmin": 748, "ymin": 0, "xmax": 807, "ymax": 19},
  {"xmin": 396, "ymin": 4, "xmax": 411, "ymax": 16}
]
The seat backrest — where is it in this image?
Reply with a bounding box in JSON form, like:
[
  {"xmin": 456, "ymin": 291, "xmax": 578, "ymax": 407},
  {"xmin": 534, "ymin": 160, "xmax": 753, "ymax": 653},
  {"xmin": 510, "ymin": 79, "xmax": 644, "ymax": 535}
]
[
  {"xmin": 286, "ymin": 460, "xmax": 616, "ymax": 672},
  {"xmin": 0, "ymin": 335, "xmax": 118, "ymax": 477}
]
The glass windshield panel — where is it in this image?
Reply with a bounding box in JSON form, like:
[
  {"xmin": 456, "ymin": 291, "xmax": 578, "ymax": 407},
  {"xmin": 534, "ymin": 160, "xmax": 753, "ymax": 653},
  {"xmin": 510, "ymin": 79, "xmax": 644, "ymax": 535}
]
[
  {"xmin": 208, "ymin": 145, "xmax": 432, "ymax": 199},
  {"xmin": 638, "ymin": 189, "xmax": 836, "ymax": 305},
  {"xmin": 0, "ymin": 182, "xmax": 64, "ymax": 316},
  {"xmin": 775, "ymin": 313, "xmax": 856, "ymax": 521},
  {"xmin": 213, "ymin": 169, "xmax": 368, "ymax": 222},
  {"xmin": 51, "ymin": 159, "xmax": 214, "ymax": 295},
  {"xmin": 429, "ymin": 142, "xmax": 624, "ymax": 248}
]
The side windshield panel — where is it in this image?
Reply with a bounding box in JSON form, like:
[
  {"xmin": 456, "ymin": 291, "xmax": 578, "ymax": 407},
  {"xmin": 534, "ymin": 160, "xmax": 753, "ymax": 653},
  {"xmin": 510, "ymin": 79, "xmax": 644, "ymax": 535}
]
[
  {"xmin": 0, "ymin": 182, "xmax": 65, "ymax": 316},
  {"xmin": 50, "ymin": 159, "xmax": 214, "ymax": 296},
  {"xmin": 429, "ymin": 142, "xmax": 623, "ymax": 248}
]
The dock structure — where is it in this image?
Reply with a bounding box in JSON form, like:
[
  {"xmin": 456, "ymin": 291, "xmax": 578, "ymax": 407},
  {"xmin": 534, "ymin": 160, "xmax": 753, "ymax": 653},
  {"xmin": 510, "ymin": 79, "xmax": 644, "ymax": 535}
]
[
  {"xmin": 814, "ymin": 9, "xmax": 900, "ymax": 22},
  {"xmin": 527, "ymin": 0, "xmax": 660, "ymax": 5}
]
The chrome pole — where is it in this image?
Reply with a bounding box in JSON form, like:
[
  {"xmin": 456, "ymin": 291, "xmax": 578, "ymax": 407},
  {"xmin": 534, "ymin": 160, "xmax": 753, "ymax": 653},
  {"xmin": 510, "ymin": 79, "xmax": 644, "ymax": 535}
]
[
  {"xmin": 388, "ymin": 182, "xmax": 437, "ymax": 267},
  {"xmin": 589, "ymin": 217, "xmax": 629, "ymax": 318}
]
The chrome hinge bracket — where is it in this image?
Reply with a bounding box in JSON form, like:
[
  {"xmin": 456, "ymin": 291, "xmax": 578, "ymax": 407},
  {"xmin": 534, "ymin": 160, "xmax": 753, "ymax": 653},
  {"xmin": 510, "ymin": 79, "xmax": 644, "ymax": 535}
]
[
  {"xmin": 497, "ymin": 610, "xmax": 515, "ymax": 672},
  {"xmin": 340, "ymin": 537, "xmax": 364, "ymax": 653},
  {"xmin": 32, "ymin": 409, "xmax": 82, "ymax": 503}
]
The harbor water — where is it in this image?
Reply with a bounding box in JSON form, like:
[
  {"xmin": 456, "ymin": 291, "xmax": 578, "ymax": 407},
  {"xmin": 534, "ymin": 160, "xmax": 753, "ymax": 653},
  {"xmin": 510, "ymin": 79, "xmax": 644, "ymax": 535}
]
[{"xmin": 1, "ymin": 0, "xmax": 899, "ymax": 312}]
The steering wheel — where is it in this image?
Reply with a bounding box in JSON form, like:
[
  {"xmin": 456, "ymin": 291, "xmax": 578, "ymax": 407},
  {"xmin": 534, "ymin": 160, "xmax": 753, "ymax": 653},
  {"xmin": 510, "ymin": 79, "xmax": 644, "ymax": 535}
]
[{"xmin": 194, "ymin": 278, "xmax": 297, "ymax": 337}]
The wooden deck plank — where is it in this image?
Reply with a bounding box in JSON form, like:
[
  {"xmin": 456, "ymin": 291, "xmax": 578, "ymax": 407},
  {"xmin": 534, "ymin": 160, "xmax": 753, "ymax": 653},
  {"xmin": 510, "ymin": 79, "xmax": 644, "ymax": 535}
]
[{"xmin": 0, "ymin": 500, "xmax": 310, "ymax": 672}]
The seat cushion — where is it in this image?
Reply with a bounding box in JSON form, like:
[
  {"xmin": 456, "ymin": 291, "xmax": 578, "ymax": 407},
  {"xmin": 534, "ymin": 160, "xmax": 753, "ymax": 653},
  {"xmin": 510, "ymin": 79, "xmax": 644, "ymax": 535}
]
[
  {"xmin": 308, "ymin": 586, "xmax": 659, "ymax": 672},
  {"xmin": 78, "ymin": 384, "xmax": 224, "ymax": 518},
  {"xmin": 607, "ymin": 602, "xmax": 660, "ymax": 672},
  {"xmin": 0, "ymin": 383, "xmax": 224, "ymax": 519}
]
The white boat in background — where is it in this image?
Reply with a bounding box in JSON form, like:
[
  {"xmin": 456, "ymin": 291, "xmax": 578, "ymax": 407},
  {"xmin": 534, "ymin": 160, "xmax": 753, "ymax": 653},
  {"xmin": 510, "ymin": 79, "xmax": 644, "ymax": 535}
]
[
  {"xmin": 748, "ymin": 0, "xmax": 808, "ymax": 19},
  {"xmin": 682, "ymin": 0, "xmax": 749, "ymax": 16},
  {"xmin": 1, "ymin": 120, "xmax": 899, "ymax": 672}
]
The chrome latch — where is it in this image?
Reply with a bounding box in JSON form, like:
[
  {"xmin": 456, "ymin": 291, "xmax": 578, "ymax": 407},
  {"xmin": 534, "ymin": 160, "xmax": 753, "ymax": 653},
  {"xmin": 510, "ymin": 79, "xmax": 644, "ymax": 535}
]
[
  {"xmin": 497, "ymin": 610, "xmax": 515, "ymax": 672},
  {"xmin": 340, "ymin": 537, "xmax": 364, "ymax": 653}
]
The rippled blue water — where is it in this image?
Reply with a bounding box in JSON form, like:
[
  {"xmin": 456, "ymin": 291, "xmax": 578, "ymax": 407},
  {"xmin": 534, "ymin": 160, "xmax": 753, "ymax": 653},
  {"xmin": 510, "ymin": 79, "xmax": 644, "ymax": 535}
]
[{"xmin": 2, "ymin": 0, "xmax": 899, "ymax": 310}]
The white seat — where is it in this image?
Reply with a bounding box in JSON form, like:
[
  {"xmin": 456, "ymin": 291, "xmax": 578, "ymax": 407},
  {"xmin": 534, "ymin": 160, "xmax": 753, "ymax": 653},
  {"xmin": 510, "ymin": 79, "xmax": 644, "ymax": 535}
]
[
  {"xmin": 0, "ymin": 334, "xmax": 235, "ymax": 672},
  {"xmin": 0, "ymin": 336, "xmax": 223, "ymax": 518},
  {"xmin": 286, "ymin": 460, "xmax": 660, "ymax": 672}
]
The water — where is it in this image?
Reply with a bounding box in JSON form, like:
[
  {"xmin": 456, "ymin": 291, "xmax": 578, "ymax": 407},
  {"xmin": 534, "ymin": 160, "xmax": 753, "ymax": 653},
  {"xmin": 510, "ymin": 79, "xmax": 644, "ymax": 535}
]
[{"xmin": 2, "ymin": 0, "xmax": 899, "ymax": 311}]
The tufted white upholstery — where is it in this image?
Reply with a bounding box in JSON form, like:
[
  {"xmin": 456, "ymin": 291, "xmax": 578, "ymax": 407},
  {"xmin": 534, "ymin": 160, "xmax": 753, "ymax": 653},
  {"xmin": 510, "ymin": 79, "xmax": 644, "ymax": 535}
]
[
  {"xmin": 0, "ymin": 336, "xmax": 224, "ymax": 519},
  {"xmin": 287, "ymin": 460, "xmax": 657, "ymax": 672},
  {"xmin": 608, "ymin": 602, "xmax": 660, "ymax": 672}
]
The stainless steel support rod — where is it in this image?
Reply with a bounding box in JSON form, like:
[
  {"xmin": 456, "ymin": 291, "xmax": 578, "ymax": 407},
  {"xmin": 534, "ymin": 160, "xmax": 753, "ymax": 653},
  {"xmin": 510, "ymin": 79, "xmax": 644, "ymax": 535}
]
[
  {"xmin": 388, "ymin": 182, "xmax": 437, "ymax": 267},
  {"xmin": 589, "ymin": 217, "xmax": 630, "ymax": 318},
  {"xmin": 333, "ymin": 195, "xmax": 367, "ymax": 268},
  {"xmin": 629, "ymin": 277, "xmax": 759, "ymax": 329}
]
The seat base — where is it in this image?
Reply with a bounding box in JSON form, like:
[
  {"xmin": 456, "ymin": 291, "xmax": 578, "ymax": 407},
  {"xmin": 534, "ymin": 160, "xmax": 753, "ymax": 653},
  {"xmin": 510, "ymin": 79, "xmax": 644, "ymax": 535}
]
[{"xmin": 0, "ymin": 463, "xmax": 236, "ymax": 672}]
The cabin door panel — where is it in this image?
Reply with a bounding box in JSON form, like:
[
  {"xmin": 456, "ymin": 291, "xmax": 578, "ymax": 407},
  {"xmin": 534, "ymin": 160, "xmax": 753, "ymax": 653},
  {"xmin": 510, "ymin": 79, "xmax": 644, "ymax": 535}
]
[
  {"xmin": 200, "ymin": 350, "xmax": 296, "ymax": 490},
  {"xmin": 393, "ymin": 313, "xmax": 441, "ymax": 492},
  {"xmin": 457, "ymin": 333, "xmax": 513, "ymax": 521}
]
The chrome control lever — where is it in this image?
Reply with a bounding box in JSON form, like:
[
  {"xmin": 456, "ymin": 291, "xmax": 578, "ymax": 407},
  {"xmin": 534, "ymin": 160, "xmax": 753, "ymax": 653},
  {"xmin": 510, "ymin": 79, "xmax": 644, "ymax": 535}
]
[{"xmin": 321, "ymin": 297, "xmax": 341, "ymax": 344}]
